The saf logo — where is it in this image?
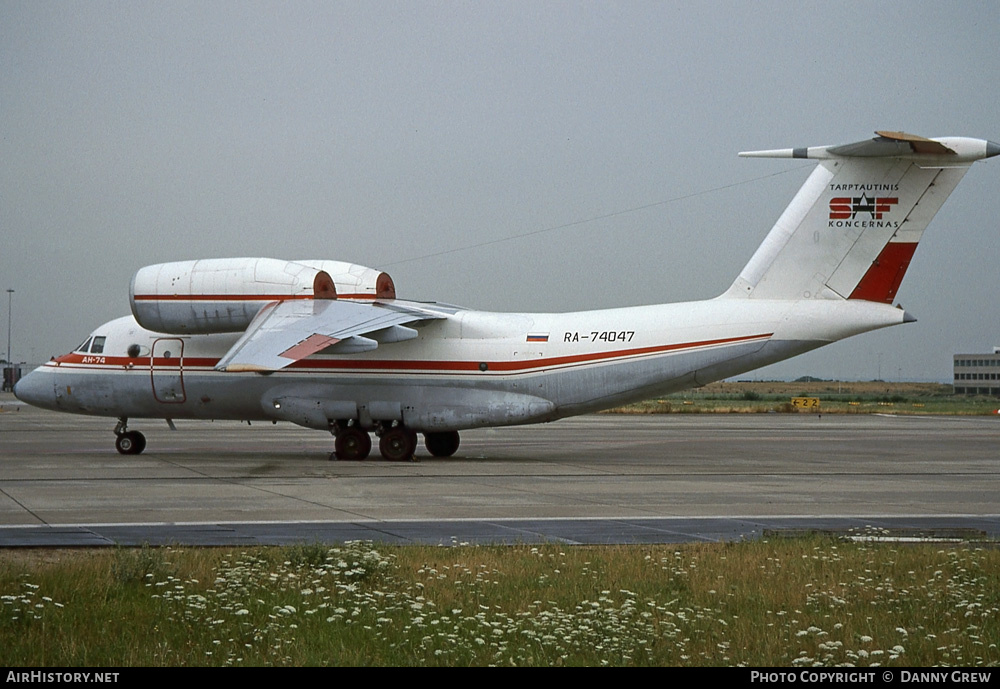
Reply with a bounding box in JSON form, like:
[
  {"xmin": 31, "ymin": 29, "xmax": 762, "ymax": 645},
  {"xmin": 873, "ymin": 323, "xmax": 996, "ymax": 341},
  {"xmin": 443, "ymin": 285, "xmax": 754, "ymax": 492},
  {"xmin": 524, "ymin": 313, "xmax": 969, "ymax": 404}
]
[{"xmin": 829, "ymin": 193, "xmax": 898, "ymax": 220}]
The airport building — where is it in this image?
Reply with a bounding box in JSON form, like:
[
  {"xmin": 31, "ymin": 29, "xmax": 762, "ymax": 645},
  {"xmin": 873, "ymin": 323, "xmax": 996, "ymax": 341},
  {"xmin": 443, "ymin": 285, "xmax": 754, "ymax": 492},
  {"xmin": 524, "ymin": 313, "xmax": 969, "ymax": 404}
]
[{"xmin": 953, "ymin": 348, "xmax": 1000, "ymax": 396}]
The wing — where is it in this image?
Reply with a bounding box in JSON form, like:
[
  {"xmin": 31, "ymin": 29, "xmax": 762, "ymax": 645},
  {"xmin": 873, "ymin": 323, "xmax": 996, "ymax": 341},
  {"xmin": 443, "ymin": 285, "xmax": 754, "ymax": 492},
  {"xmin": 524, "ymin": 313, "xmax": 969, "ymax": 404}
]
[{"xmin": 214, "ymin": 299, "xmax": 447, "ymax": 372}]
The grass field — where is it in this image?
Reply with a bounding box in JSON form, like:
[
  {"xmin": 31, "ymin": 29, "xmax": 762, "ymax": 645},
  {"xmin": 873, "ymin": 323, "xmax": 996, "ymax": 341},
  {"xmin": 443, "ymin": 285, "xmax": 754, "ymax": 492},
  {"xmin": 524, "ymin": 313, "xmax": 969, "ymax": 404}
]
[
  {"xmin": 2, "ymin": 537, "xmax": 998, "ymax": 667},
  {"xmin": 609, "ymin": 381, "xmax": 1000, "ymax": 415}
]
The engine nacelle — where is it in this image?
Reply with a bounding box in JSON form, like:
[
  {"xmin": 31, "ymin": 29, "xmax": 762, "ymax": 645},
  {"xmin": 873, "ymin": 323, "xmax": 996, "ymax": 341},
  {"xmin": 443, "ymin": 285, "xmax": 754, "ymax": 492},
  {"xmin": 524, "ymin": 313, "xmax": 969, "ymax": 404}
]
[
  {"xmin": 130, "ymin": 258, "xmax": 395, "ymax": 334},
  {"xmin": 294, "ymin": 260, "xmax": 396, "ymax": 299}
]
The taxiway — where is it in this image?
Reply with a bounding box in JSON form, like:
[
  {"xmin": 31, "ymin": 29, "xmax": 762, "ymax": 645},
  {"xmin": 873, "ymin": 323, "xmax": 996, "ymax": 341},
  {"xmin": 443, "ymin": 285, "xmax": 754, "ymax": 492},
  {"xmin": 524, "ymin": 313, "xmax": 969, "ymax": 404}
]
[{"xmin": 1, "ymin": 398, "xmax": 997, "ymax": 545}]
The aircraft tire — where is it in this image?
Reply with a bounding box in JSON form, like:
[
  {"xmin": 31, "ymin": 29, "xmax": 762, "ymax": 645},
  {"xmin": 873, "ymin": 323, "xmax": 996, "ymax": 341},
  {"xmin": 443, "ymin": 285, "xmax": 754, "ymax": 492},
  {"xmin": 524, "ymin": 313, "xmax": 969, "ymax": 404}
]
[
  {"xmin": 424, "ymin": 431, "xmax": 460, "ymax": 458},
  {"xmin": 379, "ymin": 427, "xmax": 418, "ymax": 462},
  {"xmin": 115, "ymin": 431, "xmax": 146, "ymax": 455},
  {"xmin": 334, "ymin": 428, "xmax": 372, "ymax": 461}
]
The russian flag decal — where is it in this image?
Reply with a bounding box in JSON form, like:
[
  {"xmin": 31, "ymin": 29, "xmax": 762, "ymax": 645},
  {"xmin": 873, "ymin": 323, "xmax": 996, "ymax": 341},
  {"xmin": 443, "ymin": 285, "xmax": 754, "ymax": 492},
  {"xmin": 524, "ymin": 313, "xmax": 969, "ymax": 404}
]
[{"xmin": 526, "ymin": 333, "xmax": 549, "ymax": 343}]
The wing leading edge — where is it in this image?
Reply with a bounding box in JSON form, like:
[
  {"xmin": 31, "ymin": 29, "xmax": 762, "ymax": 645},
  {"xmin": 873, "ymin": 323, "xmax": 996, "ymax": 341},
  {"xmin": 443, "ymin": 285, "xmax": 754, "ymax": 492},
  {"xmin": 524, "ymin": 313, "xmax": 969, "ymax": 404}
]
[{"xmin": 215, "ymin": 299, "xmax": 446, "ymax": 372}]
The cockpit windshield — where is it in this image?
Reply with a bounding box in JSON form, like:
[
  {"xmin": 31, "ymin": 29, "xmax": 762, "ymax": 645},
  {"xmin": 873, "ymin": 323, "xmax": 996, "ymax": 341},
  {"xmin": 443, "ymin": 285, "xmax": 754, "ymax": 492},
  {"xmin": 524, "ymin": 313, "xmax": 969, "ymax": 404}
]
[{"xmin": 74, "ymin": 335, "xmax": 107, "ymax": 354}]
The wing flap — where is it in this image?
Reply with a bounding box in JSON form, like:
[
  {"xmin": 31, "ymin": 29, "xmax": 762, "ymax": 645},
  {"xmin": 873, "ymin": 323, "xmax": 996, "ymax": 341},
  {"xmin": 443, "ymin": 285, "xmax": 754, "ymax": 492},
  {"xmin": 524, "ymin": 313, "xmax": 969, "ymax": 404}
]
[
  {"xmin": 279, "ymin": 333, "xmax": 341, "ymax": 360},
  {"xmin": 215, "ymin": 299, "xmax": 441, "ymax": 372}
]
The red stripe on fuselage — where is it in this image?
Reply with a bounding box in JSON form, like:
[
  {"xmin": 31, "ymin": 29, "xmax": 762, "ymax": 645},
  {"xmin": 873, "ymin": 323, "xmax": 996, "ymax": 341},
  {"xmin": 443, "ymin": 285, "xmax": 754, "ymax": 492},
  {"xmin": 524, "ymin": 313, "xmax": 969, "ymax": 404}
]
[
  {"xmin": 289, "ymin": 332, "xmax": 772, "ymax": 372},
  {"xmin": 47, "ymin": 332, "xmax": 773, "ymax": 375}
]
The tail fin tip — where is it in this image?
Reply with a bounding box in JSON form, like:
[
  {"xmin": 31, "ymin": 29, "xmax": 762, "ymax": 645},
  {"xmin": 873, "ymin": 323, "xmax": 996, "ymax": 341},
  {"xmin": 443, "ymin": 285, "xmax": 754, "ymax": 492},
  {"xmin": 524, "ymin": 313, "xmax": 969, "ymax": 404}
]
[{"xmin": 739, "ymin": 132, "xmax": 1000, "ymax": 162}]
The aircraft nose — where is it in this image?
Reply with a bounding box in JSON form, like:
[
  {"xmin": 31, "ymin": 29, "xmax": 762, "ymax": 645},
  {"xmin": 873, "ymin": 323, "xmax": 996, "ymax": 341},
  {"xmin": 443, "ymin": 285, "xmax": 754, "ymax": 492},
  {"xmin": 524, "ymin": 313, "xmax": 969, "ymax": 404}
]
[
  {"xmin": 987, "ymin": 140, "xmax": 1000, "ymax": 158},
  {"xmin": 13, "ymin": 368, "xmax": 53, "ymax": 410}
]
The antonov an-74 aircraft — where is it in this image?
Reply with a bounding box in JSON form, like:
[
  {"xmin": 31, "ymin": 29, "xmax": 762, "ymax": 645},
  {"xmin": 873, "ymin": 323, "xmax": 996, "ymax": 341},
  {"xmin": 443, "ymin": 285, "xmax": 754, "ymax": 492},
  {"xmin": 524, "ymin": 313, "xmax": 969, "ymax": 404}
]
[{"xmin": 15, "ymin": 131, "xmax": 999, "ymax": 461}]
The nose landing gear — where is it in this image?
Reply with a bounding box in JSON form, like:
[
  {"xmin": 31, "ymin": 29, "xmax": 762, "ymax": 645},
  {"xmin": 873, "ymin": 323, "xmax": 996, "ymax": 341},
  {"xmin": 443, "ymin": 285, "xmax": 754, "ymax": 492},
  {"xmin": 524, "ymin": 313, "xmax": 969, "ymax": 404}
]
[{"xmin": 114, "ymin": 418, "xmax": 146, "ymax": 455}]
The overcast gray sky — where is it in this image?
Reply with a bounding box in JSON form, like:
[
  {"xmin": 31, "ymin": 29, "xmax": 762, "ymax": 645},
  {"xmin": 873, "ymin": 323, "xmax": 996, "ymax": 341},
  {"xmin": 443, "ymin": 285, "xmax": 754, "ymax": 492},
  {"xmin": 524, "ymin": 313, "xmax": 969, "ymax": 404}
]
[{"xmin": 2, "ymin": 1, "xmax": 998, "ymax": 381}]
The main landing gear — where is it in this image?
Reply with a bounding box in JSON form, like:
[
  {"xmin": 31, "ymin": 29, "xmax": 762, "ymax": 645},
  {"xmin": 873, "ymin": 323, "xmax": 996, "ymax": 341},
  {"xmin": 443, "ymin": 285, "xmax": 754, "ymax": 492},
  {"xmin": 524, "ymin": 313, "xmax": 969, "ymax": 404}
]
[
  {"xmin": 378, "ymin": 425, "xmax": 418, "ymax": 462},
  {"xmin": 114, "ymin": 418, "xmax": 146, "ymax": 455},
  {"xmin": 332, "ymin": 424, "xmax": 372, "ymax": 461},
  {"xmin": 424, "ymin": 431, "xmax": 460, "ymax": 458},
  {"xmin": 330, "ymin": 423, "xmax": 461, "ymax": 461}
]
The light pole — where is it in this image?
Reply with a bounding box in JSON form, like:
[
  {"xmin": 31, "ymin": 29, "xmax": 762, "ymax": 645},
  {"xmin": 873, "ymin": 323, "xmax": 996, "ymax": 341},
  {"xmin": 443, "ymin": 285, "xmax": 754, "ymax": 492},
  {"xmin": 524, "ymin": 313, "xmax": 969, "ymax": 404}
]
[{"xmin": 5, "ymin": 289, "xmax": 12, "ymax": 366}]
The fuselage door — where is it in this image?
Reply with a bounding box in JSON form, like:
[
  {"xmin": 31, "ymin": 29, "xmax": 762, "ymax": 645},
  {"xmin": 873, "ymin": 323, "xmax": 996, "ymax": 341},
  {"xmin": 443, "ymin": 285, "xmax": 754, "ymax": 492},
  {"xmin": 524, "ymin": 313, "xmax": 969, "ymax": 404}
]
[{"xmin": 150, "ymin": 338, "xmax": 186, "ymax": 404}]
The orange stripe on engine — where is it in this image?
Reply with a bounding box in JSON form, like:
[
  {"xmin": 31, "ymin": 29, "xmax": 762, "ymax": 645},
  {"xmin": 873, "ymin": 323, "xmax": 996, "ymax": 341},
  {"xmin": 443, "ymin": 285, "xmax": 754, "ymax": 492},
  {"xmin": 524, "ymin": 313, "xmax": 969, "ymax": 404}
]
[
  {"xmin": 132, "ymin": 294, "xmax": 313, "ymax": 301},
  {"xmin": 132, "ymin": 293, "xmax": 379, "ymax": 301}
]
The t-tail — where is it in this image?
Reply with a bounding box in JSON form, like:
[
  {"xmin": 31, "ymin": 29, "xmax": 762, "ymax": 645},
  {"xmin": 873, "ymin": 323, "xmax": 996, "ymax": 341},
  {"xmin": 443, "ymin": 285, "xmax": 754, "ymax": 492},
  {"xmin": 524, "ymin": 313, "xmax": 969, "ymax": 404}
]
[{"xmin": 723, "ymin": 131, "xmax": 999, "ymax": 303}]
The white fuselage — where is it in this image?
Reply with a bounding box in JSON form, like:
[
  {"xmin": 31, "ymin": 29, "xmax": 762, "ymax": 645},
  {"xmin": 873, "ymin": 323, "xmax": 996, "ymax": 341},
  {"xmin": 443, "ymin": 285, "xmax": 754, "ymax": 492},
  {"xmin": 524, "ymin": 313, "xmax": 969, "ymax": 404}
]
[{"xmin": 14, "ymin": 297, "xmax": 907, "ymax": 431}]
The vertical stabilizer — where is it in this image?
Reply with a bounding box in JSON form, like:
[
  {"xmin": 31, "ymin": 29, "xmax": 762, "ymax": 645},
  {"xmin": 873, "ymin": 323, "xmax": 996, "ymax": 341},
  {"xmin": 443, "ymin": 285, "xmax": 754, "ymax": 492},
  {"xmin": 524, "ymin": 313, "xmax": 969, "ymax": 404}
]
[{"xmin": 723, "ymin": 132, "xmax": 998, "ymax": 302}]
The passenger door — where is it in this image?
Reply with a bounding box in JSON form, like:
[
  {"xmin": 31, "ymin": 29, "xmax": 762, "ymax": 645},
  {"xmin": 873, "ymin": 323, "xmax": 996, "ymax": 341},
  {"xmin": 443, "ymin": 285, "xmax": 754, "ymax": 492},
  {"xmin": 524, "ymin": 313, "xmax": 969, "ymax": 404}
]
[{"xmin": 150, "ymin": 338, "xmax": 186, "ymax": 404}]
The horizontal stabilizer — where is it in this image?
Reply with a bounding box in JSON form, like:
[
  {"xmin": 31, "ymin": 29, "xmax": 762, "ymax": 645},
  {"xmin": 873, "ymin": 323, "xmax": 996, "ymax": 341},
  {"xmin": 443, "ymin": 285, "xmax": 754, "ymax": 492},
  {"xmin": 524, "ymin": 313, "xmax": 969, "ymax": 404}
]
[
  {"xmin": 829, "ymin": 131, "xmax": 956, "ymax": 157},
  {"xmin": 739, "ymin": 131, "xmax": 999, "ymax": 163}
]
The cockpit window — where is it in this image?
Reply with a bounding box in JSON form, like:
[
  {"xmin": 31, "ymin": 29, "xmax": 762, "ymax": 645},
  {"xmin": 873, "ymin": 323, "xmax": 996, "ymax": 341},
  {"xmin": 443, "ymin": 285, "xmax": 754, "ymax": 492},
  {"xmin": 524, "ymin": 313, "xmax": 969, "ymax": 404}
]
[
  {"xmin": 76, "ymin": 337, "xmax": 93, "ymax": 353},
  {"xmin": 90, "ymin": 336, "xmax": 106, "ymax": 354}
]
